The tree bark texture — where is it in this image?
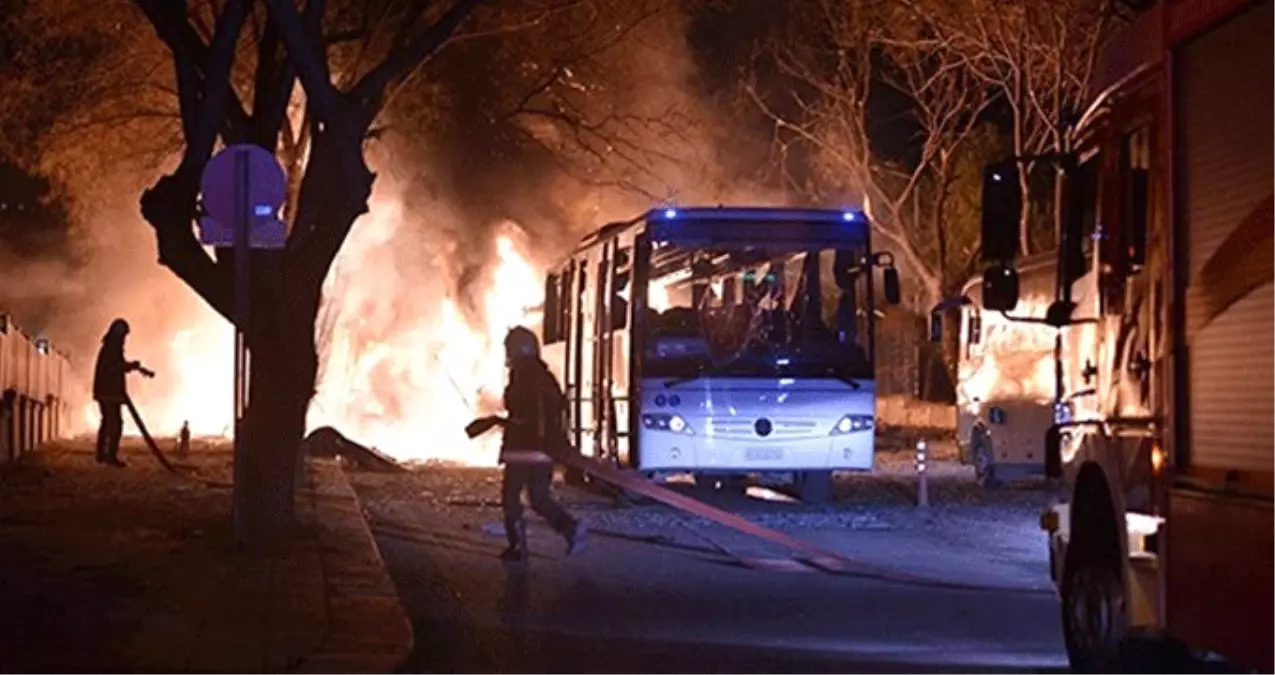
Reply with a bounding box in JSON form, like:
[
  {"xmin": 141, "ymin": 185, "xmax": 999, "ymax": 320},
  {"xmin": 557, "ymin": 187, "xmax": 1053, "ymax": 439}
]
[{"xmin": 131, "ymin": 0, "xmax": 477, "ymax": 546}]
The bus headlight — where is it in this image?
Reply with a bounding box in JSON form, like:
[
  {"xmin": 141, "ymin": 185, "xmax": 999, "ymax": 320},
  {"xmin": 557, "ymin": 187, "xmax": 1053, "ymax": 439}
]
[
  {"xmin": 642, "ymin": 413, "xmax": 692, "ymax": 434},
  {"xmin": 831, "ymin": 414, "xmax": 874, "ymax": 435}
]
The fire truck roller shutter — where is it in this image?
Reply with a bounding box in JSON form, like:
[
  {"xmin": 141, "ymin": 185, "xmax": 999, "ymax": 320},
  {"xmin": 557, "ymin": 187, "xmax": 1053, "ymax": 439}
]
[{"xmin": 1179, "ymin": 0, "xmax": 1274, "ymax": 475}]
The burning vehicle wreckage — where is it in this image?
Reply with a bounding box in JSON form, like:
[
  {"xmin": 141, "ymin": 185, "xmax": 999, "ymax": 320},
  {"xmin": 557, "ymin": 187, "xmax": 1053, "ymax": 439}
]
[{"xmin": 301, "ymin": 425, "xmax": 407, "ymax": 473}]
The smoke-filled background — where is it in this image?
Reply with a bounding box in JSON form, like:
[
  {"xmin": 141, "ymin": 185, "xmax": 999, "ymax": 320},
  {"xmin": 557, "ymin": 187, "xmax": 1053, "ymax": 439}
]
[
  {"xmin": 0, "ymin": 2, "xmax": 782, "ymax": 465},
  {"xmin": 1, "ymin": 0, "xmax": 1080, "ymax": 461}
]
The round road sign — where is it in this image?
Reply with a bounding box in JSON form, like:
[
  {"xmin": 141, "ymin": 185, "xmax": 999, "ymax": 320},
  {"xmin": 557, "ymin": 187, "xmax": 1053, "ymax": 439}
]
[{"xmin": 200, "ymin": 144, "xmax": 287, "ymax": 227}]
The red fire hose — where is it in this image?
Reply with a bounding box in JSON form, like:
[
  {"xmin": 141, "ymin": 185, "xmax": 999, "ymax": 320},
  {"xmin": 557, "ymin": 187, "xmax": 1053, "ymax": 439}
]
[{"xmin": 123, "ymin": 395, "xmax": 232, "ymax": 489}]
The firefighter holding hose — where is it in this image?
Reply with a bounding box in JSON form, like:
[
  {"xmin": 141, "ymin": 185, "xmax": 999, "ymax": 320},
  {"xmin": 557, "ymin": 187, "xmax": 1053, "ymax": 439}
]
[
  {"xmin": 93, "ymin": 318, "xmax": 154, "ymax": 467},
  {"xmin": 497, "ymin": 326, "xmax": 587, "ymax": 562}
]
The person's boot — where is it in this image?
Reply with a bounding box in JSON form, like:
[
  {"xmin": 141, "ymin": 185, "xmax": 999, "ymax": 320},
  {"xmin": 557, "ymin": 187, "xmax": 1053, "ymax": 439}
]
[
  {"xmin": 565, "ymin": 520, "xmax": 587, "ymax": 556},
  {"xmin": 501, "ymin": 521, "xmax": 528, "ymax": 562},
  {"xmin": 105, "ymin": 454, "xmax": 126, "ymax": 468}
]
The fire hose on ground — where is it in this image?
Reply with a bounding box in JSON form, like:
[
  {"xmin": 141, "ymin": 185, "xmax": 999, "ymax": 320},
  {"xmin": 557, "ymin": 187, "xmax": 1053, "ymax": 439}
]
[
  {"xmin": 123, "ymin": 395, "xmax": 233, "ymax": 489},
  {"xmin": 464, "ymin": 415, "xmax": 1051, "ymax": 596}
]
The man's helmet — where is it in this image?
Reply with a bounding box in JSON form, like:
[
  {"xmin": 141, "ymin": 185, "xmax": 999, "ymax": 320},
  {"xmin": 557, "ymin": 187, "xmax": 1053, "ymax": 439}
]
[
  {"xmin": 107, "ymin": 318, "xmax": 130, "ymax": 338},
  {"xmin": 504, "ymin": 326, "xmax": 540, "ymax": 361}
]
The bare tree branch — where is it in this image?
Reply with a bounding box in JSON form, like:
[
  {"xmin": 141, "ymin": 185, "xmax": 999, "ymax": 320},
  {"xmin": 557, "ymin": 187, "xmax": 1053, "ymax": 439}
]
[
  {"xmin": 132, "ymin": 0, "xmax": 253, "ymax": 144},
  {"xmin": 348, "ymin": 0, "xmax": 484, "ymax": 119},
  {"xmin": 263, "ymin": 0, "xmax": 345, "ymax": 128}
]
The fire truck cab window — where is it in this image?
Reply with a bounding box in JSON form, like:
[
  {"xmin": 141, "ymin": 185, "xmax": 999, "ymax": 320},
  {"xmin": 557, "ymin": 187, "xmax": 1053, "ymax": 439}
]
[{"xmin": 1121, "ymin": 125, "xmax": 1151, "ymax": 271}]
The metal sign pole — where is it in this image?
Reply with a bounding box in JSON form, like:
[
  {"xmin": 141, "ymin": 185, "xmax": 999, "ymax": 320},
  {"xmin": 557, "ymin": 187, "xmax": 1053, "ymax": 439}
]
[
  {"xmin": 198, "ymin": 143, "xmax": 285, "ymax": 549},
  {"xmin": 232, "ymin": 150, "xmax": 251, "ymax": 549}
]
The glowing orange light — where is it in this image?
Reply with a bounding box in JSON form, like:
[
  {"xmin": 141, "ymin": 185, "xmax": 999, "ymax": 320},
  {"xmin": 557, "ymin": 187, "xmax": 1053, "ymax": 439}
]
[
  {"xmin": 81, "ymin": 186, "xmax": 546, "ymax": 468},
  {"xmin": 1151, "ymin": 442, "xmax": 1166, "ymax": 475}
]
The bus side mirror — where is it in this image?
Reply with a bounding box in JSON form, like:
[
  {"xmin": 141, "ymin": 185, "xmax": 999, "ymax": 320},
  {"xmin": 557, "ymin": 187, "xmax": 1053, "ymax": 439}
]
[
  {"xmin": 982, "ymin": 264, "xmax": 1020, "ymax": 312},
  {"xmin": 882, "ymin": 267, "xmax": 901, "ymax": 305},
  {"xmin": 981, "ymin": 162, "xmax": 1023, "ymax": 263},
  {"xmin": 1044, "ymin": 425, "xmax": 1064, "ymax": 479}
]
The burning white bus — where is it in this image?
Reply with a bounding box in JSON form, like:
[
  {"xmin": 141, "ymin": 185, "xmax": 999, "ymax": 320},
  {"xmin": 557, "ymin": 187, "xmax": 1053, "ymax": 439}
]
[{"xmin": 540, "ymin": 206, "xmax": 901, "ymax": 502}]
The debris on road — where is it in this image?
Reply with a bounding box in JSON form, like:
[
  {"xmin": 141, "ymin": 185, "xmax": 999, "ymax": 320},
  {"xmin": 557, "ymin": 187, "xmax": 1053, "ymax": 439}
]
[{"xmin": 302, "ymin": 425, "xmax": 407, "ymax": 472}]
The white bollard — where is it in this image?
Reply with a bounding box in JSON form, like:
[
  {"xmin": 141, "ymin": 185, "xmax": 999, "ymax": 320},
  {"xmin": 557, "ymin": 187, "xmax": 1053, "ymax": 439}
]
[{"xmin": 915, "ymin": 440, "xmax": 929, "ymax": 508}]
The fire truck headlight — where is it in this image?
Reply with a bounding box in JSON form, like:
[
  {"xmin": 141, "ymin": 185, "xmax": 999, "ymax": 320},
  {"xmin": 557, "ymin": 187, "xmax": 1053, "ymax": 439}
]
[
  {"xmin": 642, "ymin": 412, "xmax": 692, "ymax": 434},
  {"xmin": 831, "ymin": 414, "xmax": 874, "ymax": 436}
]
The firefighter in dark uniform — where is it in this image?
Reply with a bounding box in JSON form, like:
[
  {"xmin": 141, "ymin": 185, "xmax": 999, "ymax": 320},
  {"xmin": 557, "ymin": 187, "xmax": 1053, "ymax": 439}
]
[
  {"xmin": 92, "ymin": 318, "xmax": 153, "ymax": 467},
  {"xmin": 499, "ymin": 326, "xmax": 586, "ymax": 562}
]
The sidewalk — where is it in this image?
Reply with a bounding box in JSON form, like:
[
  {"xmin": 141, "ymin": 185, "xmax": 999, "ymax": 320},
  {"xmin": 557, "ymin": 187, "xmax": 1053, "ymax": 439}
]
[{"xmin": 0, "ymin": 438, "xmax": 412, "ymax": 673}]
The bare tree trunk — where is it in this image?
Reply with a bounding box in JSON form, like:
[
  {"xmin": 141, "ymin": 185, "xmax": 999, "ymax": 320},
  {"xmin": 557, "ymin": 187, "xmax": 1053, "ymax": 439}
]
[{"xmin": 241, "ymin": 297, "xmax": 317, "ymax": 543}]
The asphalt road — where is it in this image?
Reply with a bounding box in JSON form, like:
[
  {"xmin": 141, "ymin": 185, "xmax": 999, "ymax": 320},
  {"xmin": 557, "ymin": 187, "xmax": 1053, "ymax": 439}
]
[{"xmin": 351, "ymin": 455, "xmax": 1070, "ymax": 673}]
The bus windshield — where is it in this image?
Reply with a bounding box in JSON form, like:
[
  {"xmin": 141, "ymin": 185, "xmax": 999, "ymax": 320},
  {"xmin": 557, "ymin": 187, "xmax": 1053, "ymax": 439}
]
[{"xmin": 642, "ymin": 243, "xmax": 874, "ymax": 383}]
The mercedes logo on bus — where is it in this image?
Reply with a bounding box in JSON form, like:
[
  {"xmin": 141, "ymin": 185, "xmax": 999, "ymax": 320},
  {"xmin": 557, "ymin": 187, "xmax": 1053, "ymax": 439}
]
[{"xmin": 754, "ymin": 418, "xmax": 773, "ymax": 437}]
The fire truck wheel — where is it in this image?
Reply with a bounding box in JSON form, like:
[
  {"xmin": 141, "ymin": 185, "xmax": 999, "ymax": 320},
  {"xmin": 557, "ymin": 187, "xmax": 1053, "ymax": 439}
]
[
  {"xmin": 970, "ymin": 428, "xmax": 1000, "ymax": 488},
  {"xmin": 1059, "ymin": 506, "xmax": 1127, "ymax": 672},
  {"xmin": 795, "ymin": 471, "xmax": 834, "ymax": 503}
]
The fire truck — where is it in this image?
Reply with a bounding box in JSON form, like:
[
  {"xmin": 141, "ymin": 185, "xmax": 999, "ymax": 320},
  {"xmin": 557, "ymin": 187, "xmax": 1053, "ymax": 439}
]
[
  {"xmin": 967, "ymin": 0, "xmax": 1272, "ymax": 670},
  {"xmin": 0, "ymin": 312, "xmax": 75, "ymax": 463}
]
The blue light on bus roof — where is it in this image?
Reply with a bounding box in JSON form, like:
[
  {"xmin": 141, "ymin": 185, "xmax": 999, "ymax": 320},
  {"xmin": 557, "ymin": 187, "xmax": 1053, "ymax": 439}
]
[
  {"xmin": 663, "ymin": 208, "xmax": 678, "ymax": 219},
  {"xmin": 842, "ymin": 211, "xmax": 857, "ymax": 222}
]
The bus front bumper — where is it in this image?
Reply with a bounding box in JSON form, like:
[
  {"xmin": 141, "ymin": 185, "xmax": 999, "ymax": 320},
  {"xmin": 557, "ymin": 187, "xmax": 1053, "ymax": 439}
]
[{"xmin": 636, "ymin": 431, "xmax": 875, "ymax": 472}]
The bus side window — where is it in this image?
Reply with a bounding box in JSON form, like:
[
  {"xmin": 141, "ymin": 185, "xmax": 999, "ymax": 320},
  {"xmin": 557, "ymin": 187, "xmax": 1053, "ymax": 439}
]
[
  {"xmin": 544, "ymin": 273, "xmax": 561, "ymax": 344},
  {"xmin": 611, "ymin": 247, "xmax": 632, "ymax": 331},
  {"xmin": 965, "ymin": 308, "xmax": 982, "ymax": 358},
  {"xmin": 559, "ymin": 264, "xmax": 575, "ymax": 341}
]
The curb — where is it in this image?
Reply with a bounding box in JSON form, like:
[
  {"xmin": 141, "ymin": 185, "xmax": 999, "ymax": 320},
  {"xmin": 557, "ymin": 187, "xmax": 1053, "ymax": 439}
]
[{"xmin": 294, "ymin": 459, "xmax": 415, "ymax": 673}]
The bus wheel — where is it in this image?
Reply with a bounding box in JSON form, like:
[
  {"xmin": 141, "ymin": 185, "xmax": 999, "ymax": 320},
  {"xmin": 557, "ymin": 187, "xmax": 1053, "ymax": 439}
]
[
  {"xmin": 795, "ymin": 471, "xmax": 834, "ymax": 503},
  {"xmin": 1060, "ymin": 509, "xmax": 1127, "ymax": 671},
  {"xmin": 970, "ymin": 428, "xmax": 999, "ymax": 488},
  {"xmin": 694, "ymin": 473, "xmax": 747, "ymax": 495}
]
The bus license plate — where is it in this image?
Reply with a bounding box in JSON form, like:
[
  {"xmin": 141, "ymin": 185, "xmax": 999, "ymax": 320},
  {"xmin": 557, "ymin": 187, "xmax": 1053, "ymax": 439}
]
[{"xmin": 746, "ymin": 447, "xmax": 783, "ymax": 461}]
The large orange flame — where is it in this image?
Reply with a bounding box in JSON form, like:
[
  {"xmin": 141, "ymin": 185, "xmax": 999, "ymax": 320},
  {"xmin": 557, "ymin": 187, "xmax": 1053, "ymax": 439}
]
[{"xmin": 80, "ymin": 190, "xmax": 544, "ymax": 467}]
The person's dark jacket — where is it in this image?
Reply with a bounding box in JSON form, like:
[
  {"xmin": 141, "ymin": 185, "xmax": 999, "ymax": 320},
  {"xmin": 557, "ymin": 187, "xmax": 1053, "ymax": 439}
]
[
  {"xmin": 93, "ymin": 337, "xmax": 139, "ymax": 403},
  {"xmin": 500, "ymin": 358, "xmax": 568, "ymax": 462}
]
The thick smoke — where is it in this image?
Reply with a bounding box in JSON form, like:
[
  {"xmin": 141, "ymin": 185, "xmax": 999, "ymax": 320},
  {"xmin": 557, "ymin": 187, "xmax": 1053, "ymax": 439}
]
[{"xmin": 1, "ymin": 165, "xmax": 233, "ymax": 438}]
